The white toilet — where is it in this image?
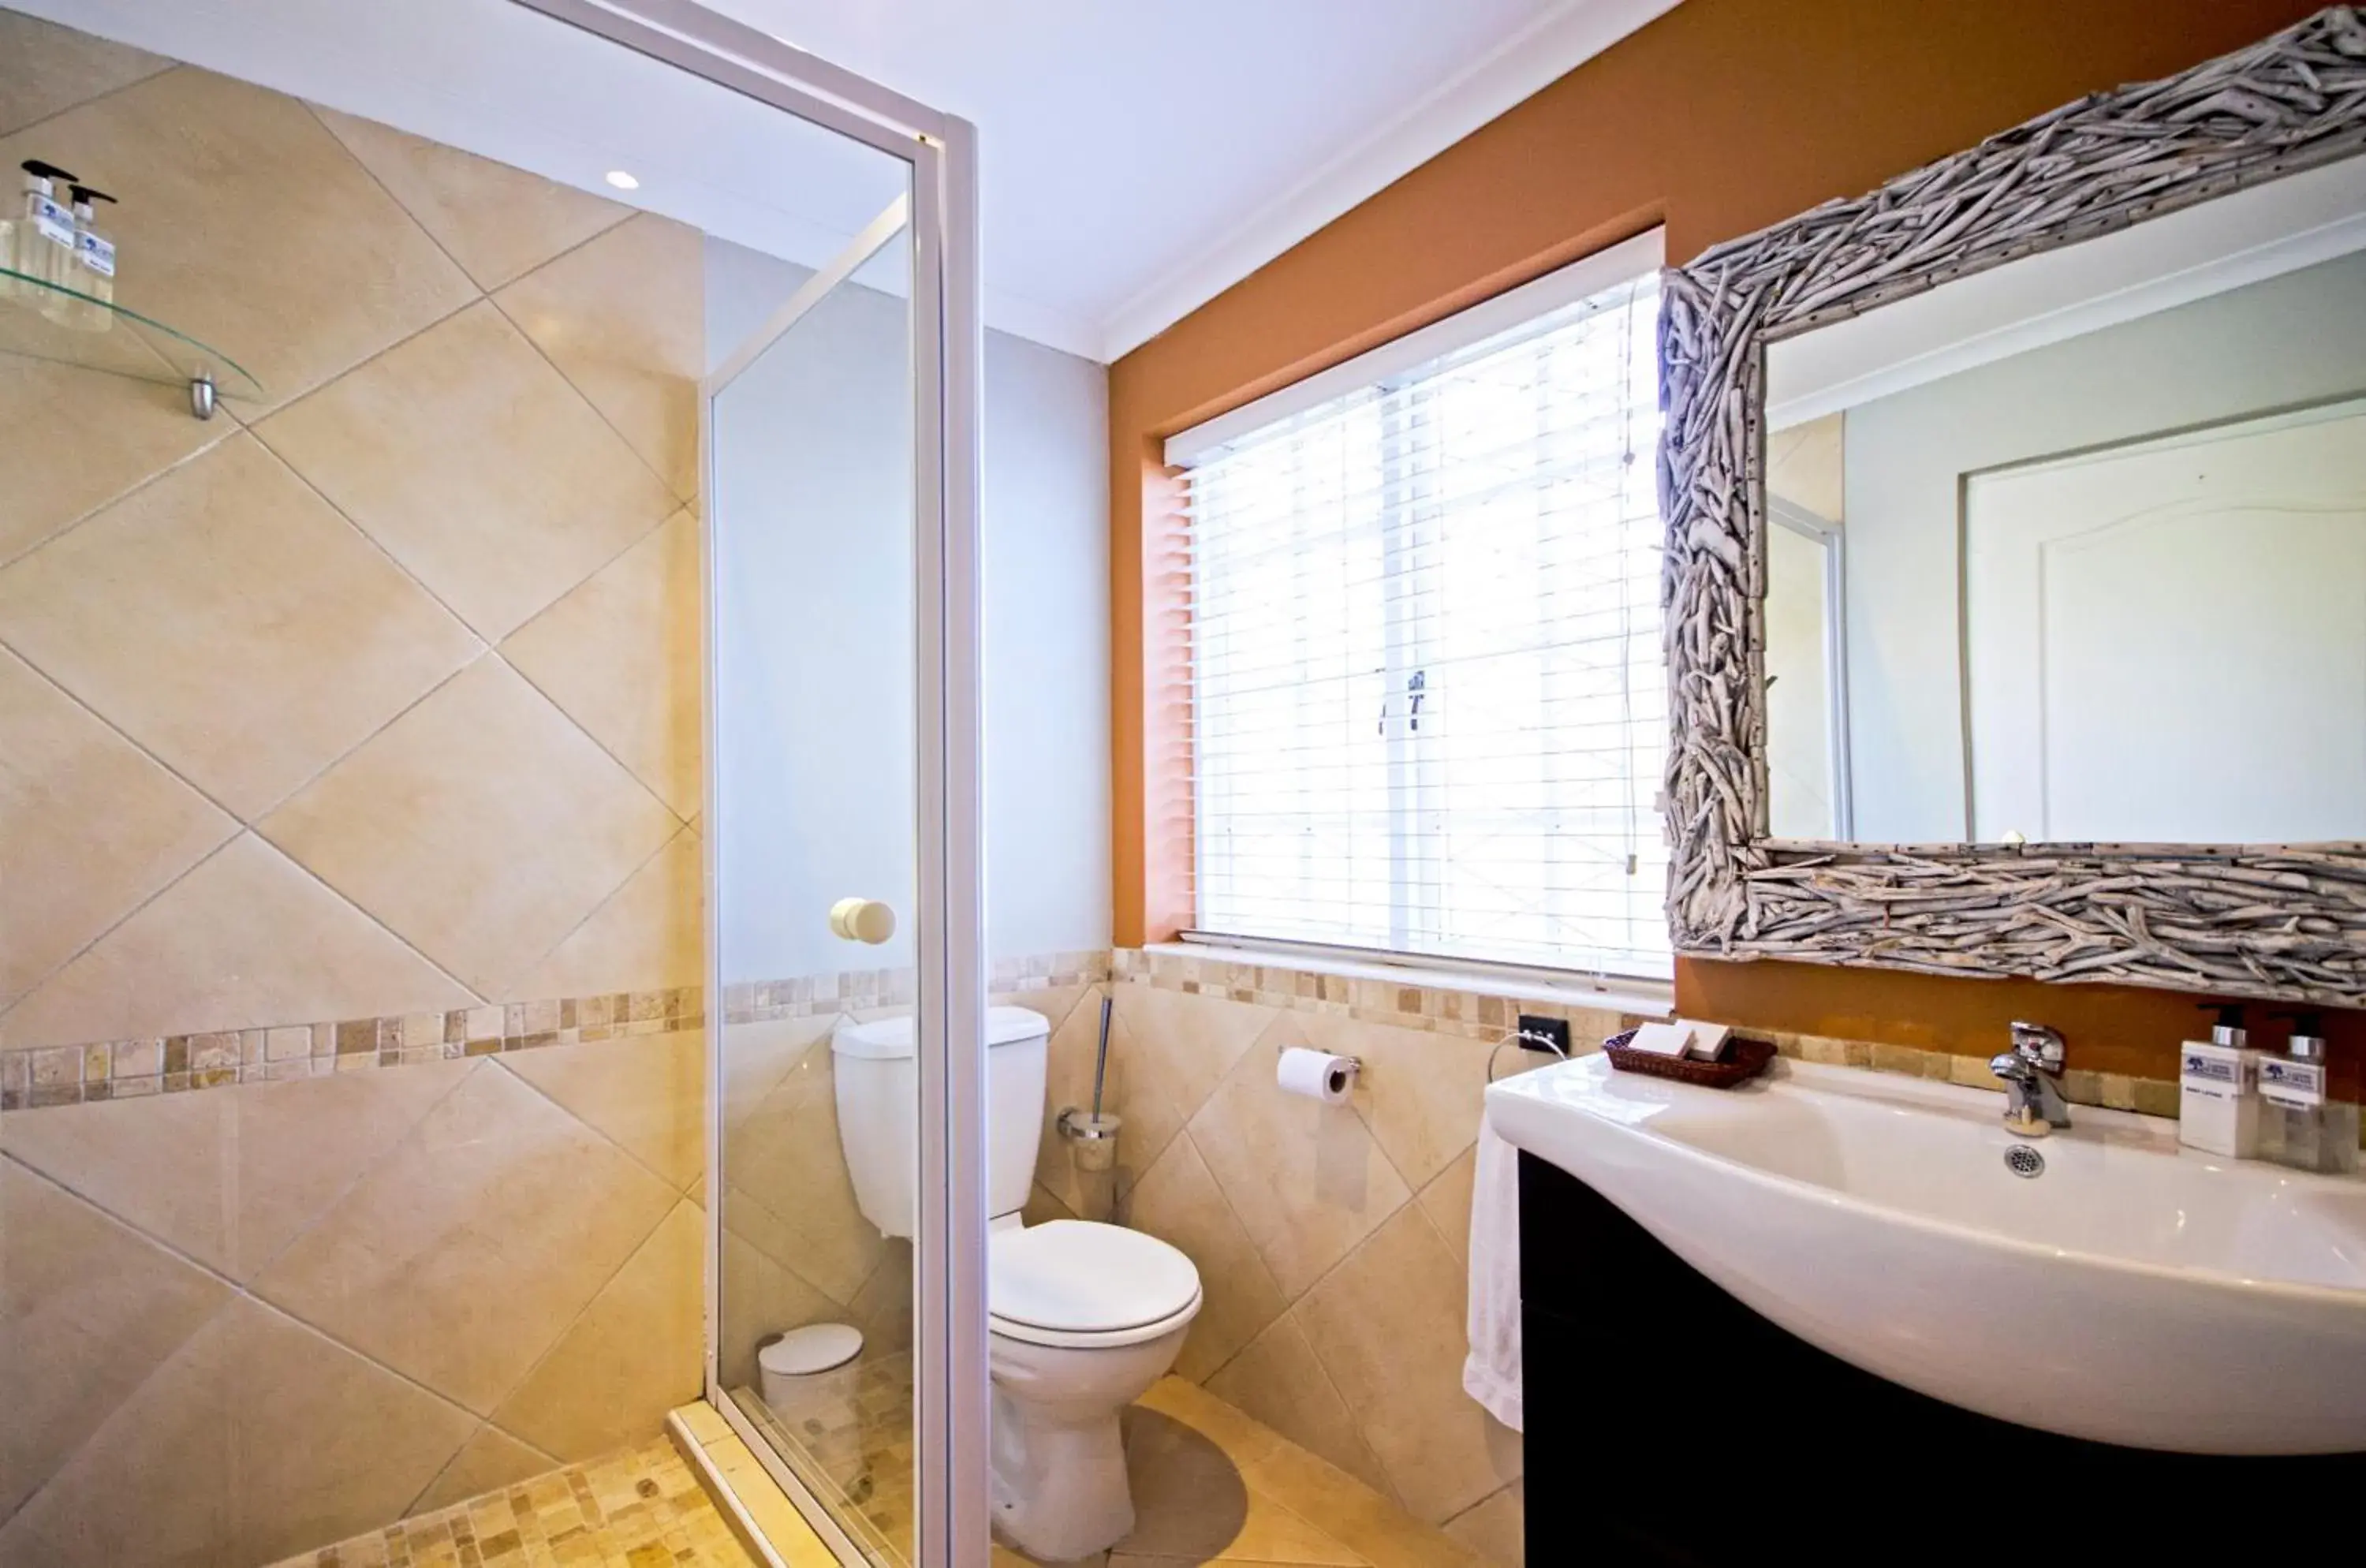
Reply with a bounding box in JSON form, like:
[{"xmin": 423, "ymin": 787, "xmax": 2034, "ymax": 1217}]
[{"xmin": 832, "ymin": 1005, "xmax": 1203, "ymax": 1562}]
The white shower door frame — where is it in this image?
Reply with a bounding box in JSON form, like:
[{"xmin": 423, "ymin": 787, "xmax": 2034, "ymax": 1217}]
[{"xmin": 507, "ymin": 4, "xmax": 987, "ymax": 1565}]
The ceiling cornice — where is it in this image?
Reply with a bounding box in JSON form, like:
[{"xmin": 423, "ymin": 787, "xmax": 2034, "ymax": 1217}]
[{"xmin": 1092, "ymin": 0, "xmax": 1683, "ymax": 364}]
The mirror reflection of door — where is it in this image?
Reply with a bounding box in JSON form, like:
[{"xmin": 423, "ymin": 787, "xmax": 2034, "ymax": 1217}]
[{"xmin": 1965, "ymin": 398, "xmax": 2366, "ymax": 843}]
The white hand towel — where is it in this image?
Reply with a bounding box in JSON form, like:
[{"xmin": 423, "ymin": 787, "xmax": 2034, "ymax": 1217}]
[{"xmin": 1460, "ymin": 1109, "xmax": 1522, "ymax": 1432}]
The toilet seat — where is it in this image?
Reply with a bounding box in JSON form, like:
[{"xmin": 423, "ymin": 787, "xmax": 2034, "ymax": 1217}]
[{"xmin": 987, "ymin": 1219, "xmax": 1202, "ymax": 1349}]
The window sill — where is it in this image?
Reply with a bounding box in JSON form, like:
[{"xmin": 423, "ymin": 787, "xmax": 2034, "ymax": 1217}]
[{"xmin": 1143, "ymin": 939, "xmax": 1674, "ymax": 1021}]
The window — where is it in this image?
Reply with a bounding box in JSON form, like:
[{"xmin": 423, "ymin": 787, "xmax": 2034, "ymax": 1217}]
[{"xmin": 1171, "ymin": 237, "xmax": 1669, "ymax": 980}]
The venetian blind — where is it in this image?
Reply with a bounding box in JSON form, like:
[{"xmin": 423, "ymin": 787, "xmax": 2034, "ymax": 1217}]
[{"xmin": 1175, "ymin": 250, "xmax": 1670, "ymax": 979}]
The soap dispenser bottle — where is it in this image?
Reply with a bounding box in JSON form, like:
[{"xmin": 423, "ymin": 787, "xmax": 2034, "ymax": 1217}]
[
  {"xmin": 2179, "ymin": 1004, "xmax": 2264, "ymax": 1159},
  {"xmin": 47, "ymin": 184, "xmax": 115, "ymax": 331},
  {"xmin": 2260, "ymin": 1014, "xmax": 2360, "ymax": 1175},
  {"xmin": 2, "ymin": 159, "xmax": 77, "ymax": 301}
]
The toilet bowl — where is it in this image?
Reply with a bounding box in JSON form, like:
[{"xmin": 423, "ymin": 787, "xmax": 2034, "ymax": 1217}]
[
  {"xmin": 830, "ymin": 1008, "xmax": 1205, "ymax": 1559},
  {"xmin": 986, "ymin": 1219, "xmax": 1202, "ymax": 1561}
]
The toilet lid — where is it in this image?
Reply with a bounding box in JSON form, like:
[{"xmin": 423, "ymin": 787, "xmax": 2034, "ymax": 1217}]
[{"xmin": 988, "ymin": 1220, "xmax": 1200, "ymax": 1335}]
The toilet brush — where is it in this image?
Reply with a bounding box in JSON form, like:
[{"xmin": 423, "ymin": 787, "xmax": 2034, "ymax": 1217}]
[
  {"xmin": 1090, "ymin": 993, "xmax": 1113, "ymax": 1118},
  {"xmin": 1058, "ymin": 995, "xmax": 1121, "ymax": 1175}
]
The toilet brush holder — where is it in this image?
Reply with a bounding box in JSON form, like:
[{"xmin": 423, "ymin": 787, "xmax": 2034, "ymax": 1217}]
[{"xmin": 1057, "ymin": 1108, "xmax": 1121, "ymax": 1174}]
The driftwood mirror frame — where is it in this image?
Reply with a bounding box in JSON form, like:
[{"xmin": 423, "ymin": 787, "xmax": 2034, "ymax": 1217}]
[{"xmin": 1659, "ymin": 6, "xmax": 2366, "ymax": 1006}]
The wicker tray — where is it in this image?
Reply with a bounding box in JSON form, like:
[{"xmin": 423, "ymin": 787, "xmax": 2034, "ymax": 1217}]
[{"xmin": 1602, "ymin": 1027, "xmax": 1776, "ymax": 1088}]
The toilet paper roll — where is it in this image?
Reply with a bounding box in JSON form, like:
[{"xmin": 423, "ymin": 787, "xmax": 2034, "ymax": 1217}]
[{"xmin": 1277, "ymin": 1046, "xmax": 1357, "ymax": 1104}]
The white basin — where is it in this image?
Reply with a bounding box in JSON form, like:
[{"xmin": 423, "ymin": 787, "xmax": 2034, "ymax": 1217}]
[{"xmin": 1487, "ymin": 1052, "xmax": 2366, "ymax": 1454}]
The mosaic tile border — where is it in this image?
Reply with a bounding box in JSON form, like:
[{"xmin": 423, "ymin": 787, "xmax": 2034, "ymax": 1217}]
[
  {"xmin": 720, "ymin": 950, "xmax": 1112, "ymax": 1025},
  {"xmin": 1114, "ymin": 946, "xmax": 2361, "ymax": 1141},
  {"xmin": 1113, "ymin": 946, "xmax": 1642, "ymax": 1043},
  {"xmin": 0, "ymin": 985, "xmax": 705, "ymax": 1112},
  {"xmin": 1760, "ymin": 1030, "xmax": 2185, "ymax": 1120},
  {"xmin": 0, "ymin": 951, "xmax": 1118, "ymax": 1114}
]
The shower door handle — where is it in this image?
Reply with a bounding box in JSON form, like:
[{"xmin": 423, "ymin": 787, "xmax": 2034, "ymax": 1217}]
[{"xmin": 829, "ymin": 897, "xmax": 897, "ymax": 944}]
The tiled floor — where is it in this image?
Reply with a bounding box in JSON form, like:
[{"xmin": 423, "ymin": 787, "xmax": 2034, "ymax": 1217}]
[
  {"xmin": 736, "ymin": 1370, "xmax": 1490, "ymax": 1568},
  {"xmin": 268, "ymin": 1438, "xmax": 757, "ymax": 1568}
]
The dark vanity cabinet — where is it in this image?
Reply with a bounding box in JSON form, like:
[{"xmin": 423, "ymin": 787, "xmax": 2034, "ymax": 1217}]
[{"xmin": 1517, "ymin": 1153, "xmax": 2364, "ymax": 1565}]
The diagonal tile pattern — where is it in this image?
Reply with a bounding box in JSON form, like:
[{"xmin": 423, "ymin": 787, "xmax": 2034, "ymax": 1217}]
[
  {"xmin": 0, "ymin": 1058, "xmax": 474, "ymax": 1282},
  {"xmin": 0, "ymin": 352, "xmax": 229, "ymax": 567},
  {"xmin": 255, "ymin": 300, "xmax": 680, "ymax": 641},
  {"xmin": 0, "ymin": 64, "xmax": 479, "ymax": 413},
  {"xmin": 0, "ymin": 9, "xmax": 168, "ymax": 137},
  {"xmin": 0, "ymin": 1161, "xmax": 231, "ymax": 1521},
  {"xmin": 0, "ymin": 433, "xmax": 483, "ymax": 822},
  {"xmin": 495, "ymin": 213, "xmax": 707, "ymax": 501},
  {"xmin": 0, "ymin": 648, "xmax": 236, "ymax": 1014},
  {"xmin": 0, "ymin": 23, "xmax": 735, "ymax": 1568},
  {"xmin": 0, "ymin": 834, "xmax": 477, "ymax": 1050},
  {"xmin": 502, "ymin": 505, "xmax": 703, "ymax": 814},
  {"xmin": 1071, "ymin": 954, "xmax": 1605, "ymax": 1553},
  {"xmin": 0, "ymin": 1294, "xmax": 481, "ymax": 1568},
  {"xmin": 252, "ymin": 1060, "xmax": 679, "ymax": 1417},
  {"xmin": 260, "ymin": 655, "xmax": 683, "ymax": 999},
  {"xmin": 309, "ymin": 104, "xmax": 630, "ymax": 292}
]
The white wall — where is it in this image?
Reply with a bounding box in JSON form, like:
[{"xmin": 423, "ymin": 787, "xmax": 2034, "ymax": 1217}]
[
  {"xmin": 704, "ymin": 237, "xmax": 1110, "ymax": 979},
  {"xmin": 1834, "ymin": 248, "xmax": 2366, "ymax": 842}
]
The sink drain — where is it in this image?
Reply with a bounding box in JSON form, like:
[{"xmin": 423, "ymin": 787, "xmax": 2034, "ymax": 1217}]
[{"xmin": 2004, "ymin": 1144, "xmax": 2045, "ymax": 1178}]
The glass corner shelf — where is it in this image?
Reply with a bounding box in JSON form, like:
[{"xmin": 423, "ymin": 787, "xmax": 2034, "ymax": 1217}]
[{"xmin": 1, "ymin": 265, "xmax": 264, "ymax": 409}]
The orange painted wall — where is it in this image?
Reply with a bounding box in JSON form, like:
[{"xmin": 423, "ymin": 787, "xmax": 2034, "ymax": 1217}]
[{"xmin": 1108, "ymin": 0, "xmax": 2352, "ymax": 1070}]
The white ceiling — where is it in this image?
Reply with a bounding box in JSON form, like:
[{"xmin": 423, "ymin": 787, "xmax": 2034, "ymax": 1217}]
[{"xmin": 21, "ymin": 0, "xmax": 1680, "ymax": 361}]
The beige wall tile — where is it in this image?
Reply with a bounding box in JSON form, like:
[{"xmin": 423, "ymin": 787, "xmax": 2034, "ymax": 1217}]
[
  {"xmin": 722, "ymin": 1043, "xmax": 884, "ymax": 1305},
  {"xmin": 495, "ymin": 213, "xmax": 704, "ymax": 500},
  {"xmin": 1413, "ymin": 1146, "xmax": 1478, "ymax": 1267},
  {"xmin": 1299, "ymin": 1012, "xmax": 1493, "ymax": 1192},
  {"xmin": 260, "ymin": 655, "xmax": 681, "ymax": 998},
  {"xmin": 501, "ymin": 1029, "xmax": 703, "ymax": 1191},
  {"xmin": 0, "ymin": 834, "xmax": 475, "ymax": 1050},
  {"xmin": 0, "ymin": 434, "xmax": 482, "ymax": 819},
  {"xmin": 507, "ymin": 825, "xmax": 703, "ymax": 1003},
  {"xmin": 0, "ymin": 1161, "xmax": 232, "ymax": 1519},
  {"xmin": 406, "ymin": 1423, "xmax": 558, "ymax": 1516},
  {"xmin": 1295, "ymin": 1207, "xmax": 1519, "ymax": 1525},
  {"xmin": 1124, "ymin": 1131, "xmax": 1287, "ymax": 1383},
  {"xmin": 0, "ymin": 10, "xmax": 170, "ymax": 136},
  {"xmin": 0, "ymin": 1057, "xmax": 471, "ymax": 1282},
  {"xmin": 493, "ymin": 1197, "xmax": 702, "ymax": 1461},
  {"xmin": 997, "ymin": 983, "xmax": 1095, "ymax": 1040},
  {"xmin": 1204, "ymin": 1314, "xmax": 1397, "ymax": 1504},
  {"xmin": 717, "ymin": 1225, "xmax": 841, "ymax": 1392},
  {"xmin": 0, "ymin": 353, "xmax": 229, "ymax": 567},
  {"xmin": 0, "ymin": 647, "xmax": 236, "ymax": 1012},
  {"xmin": 719, "ymin": 1014, "xmax": 834, "ymax": 1141},
  {"xmin": 252, "ymin": 1062, "xmax": 677, "ymax": 1415},
  {"xmin": 256, "ymin": 301, "xmax": 679, "ymax": 641},
  {"xmin": 0, "ymin": 66, "xmax": 477, "ymax": 413},
  {"xmin": 1036, "ymin": 996, "xmax": 1181, "ymax": 1218},
  {"xmin": 1114, "ymin": 983, "xmax": 1278, "ymax": 1127},
  {"xmin": 310, "ymin": 105, "xmax": 629, "ymax": 290},
  {"xmin": 1441, "ymin": 1482, "xmax": 1522, "ymax": 1568},
  {"xmin": 0, "ymin": 1294, "xmax": 476, "ymax": 1568},
  {"xmin": 849, "ymin": 1235, "xmax": 913, "ymax": 1354},
  {"xmin": 1187, "ymin": 1013, "xmax": 1412, "ymax": 1301},
  {"xmin": 502, "ymin": 506, "xmax": 700, "ymax": 812}
]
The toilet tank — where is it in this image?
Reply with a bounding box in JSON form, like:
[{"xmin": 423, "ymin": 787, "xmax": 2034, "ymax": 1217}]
[{"xmin": 830, "ymin": 1005, "xmax": 1051, "ymax": 1240}]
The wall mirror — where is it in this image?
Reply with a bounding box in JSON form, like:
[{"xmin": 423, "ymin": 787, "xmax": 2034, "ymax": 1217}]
[{"xmin": 1660, "ymin": 6, "xmax": 2366, "ymax": 1003}]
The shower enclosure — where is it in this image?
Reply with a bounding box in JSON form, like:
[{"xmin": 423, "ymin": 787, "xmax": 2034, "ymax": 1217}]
[{"xmin": 516, "ymin": 3, "xmax": 992, "ymax": 1560}]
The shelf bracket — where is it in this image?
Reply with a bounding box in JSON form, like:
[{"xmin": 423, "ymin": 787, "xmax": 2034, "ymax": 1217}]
[{"xmin": 188, "ymin": 369, "xmax": 216, "ymax": 420}]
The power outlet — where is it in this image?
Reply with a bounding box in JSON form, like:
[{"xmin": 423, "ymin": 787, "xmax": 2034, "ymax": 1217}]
[{"xmin": 1517, "ymin": 1014, "xmax": 1573, "ymax": 1057}]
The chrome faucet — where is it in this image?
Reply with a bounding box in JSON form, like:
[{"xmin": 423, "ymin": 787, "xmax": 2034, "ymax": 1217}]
[{"xmin": 1989, "ymin": 1022, "xmax": 2069, "ymax": 1135}]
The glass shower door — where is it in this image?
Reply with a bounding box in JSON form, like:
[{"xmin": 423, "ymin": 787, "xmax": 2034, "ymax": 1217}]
[{"xmin": 701, "ymin": 155, "xmax": 986, "ymax": 1568}]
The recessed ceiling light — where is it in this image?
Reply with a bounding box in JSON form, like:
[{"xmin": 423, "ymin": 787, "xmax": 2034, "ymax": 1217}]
[{"xmin": 605, "ymin": 170, "xmax": 640, "ymax": 191}]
